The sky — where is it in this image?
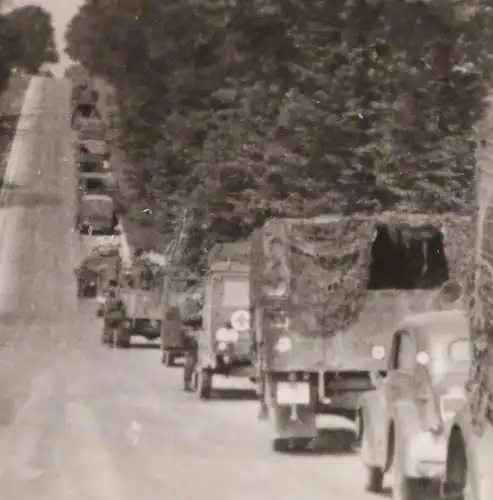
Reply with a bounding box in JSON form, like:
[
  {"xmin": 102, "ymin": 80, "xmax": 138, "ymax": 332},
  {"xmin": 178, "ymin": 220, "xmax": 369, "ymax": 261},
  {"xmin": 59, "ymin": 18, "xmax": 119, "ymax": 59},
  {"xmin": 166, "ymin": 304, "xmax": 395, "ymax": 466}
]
[{"xmin": 11, "ymin": 0, "xmax": 84, "ymax": 73}]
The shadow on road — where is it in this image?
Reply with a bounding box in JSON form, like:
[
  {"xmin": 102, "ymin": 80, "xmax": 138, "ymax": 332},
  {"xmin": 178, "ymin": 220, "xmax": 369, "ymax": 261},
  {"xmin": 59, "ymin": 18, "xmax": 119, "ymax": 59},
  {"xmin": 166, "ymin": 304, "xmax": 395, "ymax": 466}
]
[
  {"xmin": 210, "ymin": 388, "xmax": 258, "ymax": 401},
  {"xmin": 130, "ymin": 342, "xmax": 160, "ymax": 350},
  {"xmin": 380, "ymin": 481, "xmax": 439, "ymax": 499},
  {"xmin": 282, "ymin": 427, "xmax": 358, "ymax": 456}
]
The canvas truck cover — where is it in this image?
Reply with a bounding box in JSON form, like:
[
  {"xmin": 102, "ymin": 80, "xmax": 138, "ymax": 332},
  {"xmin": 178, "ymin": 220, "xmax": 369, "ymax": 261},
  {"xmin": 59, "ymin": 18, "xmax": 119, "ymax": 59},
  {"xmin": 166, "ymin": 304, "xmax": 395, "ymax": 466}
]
[
  {"xmin": 251, "ymin": 213, "xmax": 472, "ymax": 372},
  {"xmin": 80, "ymin": 195, "xmax": 115, "ymax": 220}
]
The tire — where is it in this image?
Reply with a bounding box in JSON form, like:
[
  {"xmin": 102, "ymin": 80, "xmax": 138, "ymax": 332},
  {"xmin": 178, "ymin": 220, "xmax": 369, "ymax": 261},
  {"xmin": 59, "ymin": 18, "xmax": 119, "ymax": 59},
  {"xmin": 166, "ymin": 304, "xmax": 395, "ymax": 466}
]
[
  {"xmin": 272, "ymin": 438, "xmax": 290, "ymax": 453},
  {"xmin": 392, "ymin": 435, "xmax": 423, "ymax": 500},
  {"xmin": 163, "ymin": 351, "xmax": 175, "ymax": 367},
  {"xmin": 366, "ymin": 467, "xmax": 384, "ymax": 493},
  {"xmin": 115, "ymin": 328, "xmax": 130, "ymax": 348},
  {"xmin": 197, "ymin": 369, "xmax": 213, "ymax": 400}
]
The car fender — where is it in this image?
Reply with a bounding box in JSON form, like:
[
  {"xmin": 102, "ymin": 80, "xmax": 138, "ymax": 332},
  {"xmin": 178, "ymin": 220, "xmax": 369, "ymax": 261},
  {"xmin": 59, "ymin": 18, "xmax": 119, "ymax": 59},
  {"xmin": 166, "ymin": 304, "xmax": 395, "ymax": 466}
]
[
  {"xmin": 446, "ymin": 403, "xmax": 493, "ymax": 500},
  {"xmin": 393, "ymin": 399, "xmax": 424, "ymax": 476},
  {"xmin": 359, "ymin": 389, "xmax": 386, "ymax": 467}
]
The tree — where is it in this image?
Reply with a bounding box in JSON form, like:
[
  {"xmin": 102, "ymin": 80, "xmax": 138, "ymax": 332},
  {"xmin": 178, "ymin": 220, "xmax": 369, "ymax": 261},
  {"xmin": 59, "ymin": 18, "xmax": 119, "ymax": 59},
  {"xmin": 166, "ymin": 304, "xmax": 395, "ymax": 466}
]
[
  {"xmin": 65, "ymin": 0, "xmax": 493, "ymax": 273},
  {"xmin": 6, "ymin": 5, "xmax": 59, "ymax": 74},
  {"xmin": 0, "ymin": 0, "xmax": 20, "ymax": 92}
]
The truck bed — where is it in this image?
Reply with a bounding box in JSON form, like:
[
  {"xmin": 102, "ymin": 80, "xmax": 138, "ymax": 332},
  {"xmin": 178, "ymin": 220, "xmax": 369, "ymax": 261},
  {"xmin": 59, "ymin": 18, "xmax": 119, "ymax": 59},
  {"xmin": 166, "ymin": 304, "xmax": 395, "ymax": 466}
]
[{"xmin": 265, "ymin": 290, "xmax": 437, "ymax": 372}]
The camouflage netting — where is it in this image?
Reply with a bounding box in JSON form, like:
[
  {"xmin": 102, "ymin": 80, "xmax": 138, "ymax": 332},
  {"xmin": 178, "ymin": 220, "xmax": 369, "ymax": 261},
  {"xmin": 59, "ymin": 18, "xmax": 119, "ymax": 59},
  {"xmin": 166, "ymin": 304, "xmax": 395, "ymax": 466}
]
[
  {"xmin": 254, "ymin": 213, "xmax": 473, "ymax": 338},
  {"xmin": 289, "ymin": 216, "xmax": 376, "ymax": 337}
]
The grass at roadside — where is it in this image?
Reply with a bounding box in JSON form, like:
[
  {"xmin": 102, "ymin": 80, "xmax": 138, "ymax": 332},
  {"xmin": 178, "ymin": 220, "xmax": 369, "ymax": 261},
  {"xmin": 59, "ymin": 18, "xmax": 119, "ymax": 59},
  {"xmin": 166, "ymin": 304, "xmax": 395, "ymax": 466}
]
[{"xmin": 0, "ymin": 72, "xmax": 31, "ymax": 182}]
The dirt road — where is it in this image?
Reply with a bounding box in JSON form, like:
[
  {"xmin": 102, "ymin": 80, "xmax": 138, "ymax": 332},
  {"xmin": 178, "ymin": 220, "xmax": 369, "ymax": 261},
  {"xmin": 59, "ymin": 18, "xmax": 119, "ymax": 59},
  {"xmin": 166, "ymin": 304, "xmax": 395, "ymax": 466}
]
[{"xmin": 0, "ymin": 77, "xmax": 386, "ymax": 500}]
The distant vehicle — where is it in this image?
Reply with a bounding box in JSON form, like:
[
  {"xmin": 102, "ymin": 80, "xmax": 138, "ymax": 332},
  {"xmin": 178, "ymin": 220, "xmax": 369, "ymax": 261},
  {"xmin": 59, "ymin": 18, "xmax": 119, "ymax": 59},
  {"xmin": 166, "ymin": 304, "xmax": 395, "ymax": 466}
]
[
  {"xmin": 358, "ymin": 309, "xmax": 470, "ymax": 500},
  {"xmin": 75, "ymin": 116, "xmax": 106, "ymax": 140},
  {"xmin": 108, "ymin": 267, "xmax": 165, "ymax": 348},
  {"xmin": 78, "ymin": 172, "xmax": 117, "ymax": 200},
  {"xmin": 76, "ymin": 193, "xmax": 118, "ymax": 235},
  {"xmin": 76, "ymin": 142, "xmax": 110, "ymax": 168}
]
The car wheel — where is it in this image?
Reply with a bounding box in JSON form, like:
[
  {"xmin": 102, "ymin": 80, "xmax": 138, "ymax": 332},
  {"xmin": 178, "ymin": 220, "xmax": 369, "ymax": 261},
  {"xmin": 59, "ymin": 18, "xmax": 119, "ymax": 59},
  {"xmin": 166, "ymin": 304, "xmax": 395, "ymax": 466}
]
[
  {"xmin": 360, "ymin": 413, "xmax": 384, "ymax": 492},
  {"xmin": 366, "ymin": 466, "xmax": 384, "ymax": 493}
]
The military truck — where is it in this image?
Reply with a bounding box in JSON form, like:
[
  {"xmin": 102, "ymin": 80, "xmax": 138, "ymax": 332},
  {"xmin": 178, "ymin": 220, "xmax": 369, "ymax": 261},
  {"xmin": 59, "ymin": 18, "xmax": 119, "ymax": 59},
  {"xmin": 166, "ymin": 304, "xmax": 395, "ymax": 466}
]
[
  {"xmin": 71, "ymin": 83, "xmax": 100, "ymax": 129},
  {"xmin": 250, "ymin": 212, "xmax": 472, "ymax": 451},
  {"xmin": 75, "ymin": 244, "xmax": 121, "ymax": 298},
  {"xmin": 190, "ymin": 241, "xmax": 254, "ymax": 399},
  {"xmin": 111, "ymin": 261, "xmax": 166, "ymax": 348}
]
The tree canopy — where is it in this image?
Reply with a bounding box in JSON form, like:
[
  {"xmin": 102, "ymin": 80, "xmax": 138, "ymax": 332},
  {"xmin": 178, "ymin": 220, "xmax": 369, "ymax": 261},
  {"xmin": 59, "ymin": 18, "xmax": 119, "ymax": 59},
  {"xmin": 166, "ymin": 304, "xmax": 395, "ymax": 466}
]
[
  {"xmin": 65, "ymin": 0, "xmax": 493, "ymax": 273},
  {"xmin": 0, "ymin": 2, "xmax": 59, "ymax": 91},
  {"xmin": 5, "ymin": 5, "xmax": 59, "ymax": 74}
]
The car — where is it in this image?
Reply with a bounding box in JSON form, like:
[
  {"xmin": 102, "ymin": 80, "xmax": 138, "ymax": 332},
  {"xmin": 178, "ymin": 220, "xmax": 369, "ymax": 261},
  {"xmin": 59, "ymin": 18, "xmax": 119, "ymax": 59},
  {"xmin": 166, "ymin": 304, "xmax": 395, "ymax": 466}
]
[
  {"xmin": 441, "ymin": 360, "xmax": 493, "ymax": 500},
  {"xmin": 357, "ymin": 309, "xmax": 470, "ymax": 500},
  {"xmin": 76, "ymin": 193, "xmax": 119, "ymax": 235}
]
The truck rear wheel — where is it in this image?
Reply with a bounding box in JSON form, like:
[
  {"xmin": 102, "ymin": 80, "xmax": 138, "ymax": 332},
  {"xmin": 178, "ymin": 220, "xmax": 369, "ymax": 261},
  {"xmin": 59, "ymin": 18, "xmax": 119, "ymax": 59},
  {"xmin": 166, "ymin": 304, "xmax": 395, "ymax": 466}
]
[
  {"xmin": 197, "ymin": 370, "xmax": 212, "ymax": 400},
  {"xmin": 162, "ymin": 351, "xmax": 175, "ymax": 367},
  {"xmin": 272, "ymin": 437, "xmax": 311, "ymax": 453},
  {"xmin": 116, "ymin": 328, "xmax": 130, "ymax": 348}
]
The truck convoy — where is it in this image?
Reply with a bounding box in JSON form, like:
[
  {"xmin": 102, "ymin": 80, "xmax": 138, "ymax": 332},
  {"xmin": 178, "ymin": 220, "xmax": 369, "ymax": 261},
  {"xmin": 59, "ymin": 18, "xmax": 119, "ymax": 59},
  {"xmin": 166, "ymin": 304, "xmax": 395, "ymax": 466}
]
[{"xmin": 250, "ymin": 212, "xmax": 472, "ymax": 451}]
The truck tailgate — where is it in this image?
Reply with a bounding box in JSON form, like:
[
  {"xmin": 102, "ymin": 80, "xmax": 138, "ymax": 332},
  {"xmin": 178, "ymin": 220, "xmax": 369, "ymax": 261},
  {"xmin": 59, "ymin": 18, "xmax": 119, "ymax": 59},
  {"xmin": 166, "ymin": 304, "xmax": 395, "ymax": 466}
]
[{"xmin": 121, "ymin": 290, "xmax": 163, "ymax": 320}]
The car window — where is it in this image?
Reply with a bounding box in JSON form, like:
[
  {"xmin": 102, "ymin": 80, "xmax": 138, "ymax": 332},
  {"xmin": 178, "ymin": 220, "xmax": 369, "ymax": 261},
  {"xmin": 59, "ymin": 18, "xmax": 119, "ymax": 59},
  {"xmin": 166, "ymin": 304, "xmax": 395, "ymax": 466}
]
[{"xmin": 396, "ymin": 331, "xmax": 417, "ymax": 372}]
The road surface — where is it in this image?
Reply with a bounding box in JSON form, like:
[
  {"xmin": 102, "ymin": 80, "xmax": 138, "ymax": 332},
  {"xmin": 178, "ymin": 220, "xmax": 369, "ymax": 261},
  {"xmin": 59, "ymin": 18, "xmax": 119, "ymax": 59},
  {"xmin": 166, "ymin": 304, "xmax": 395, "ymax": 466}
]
[{"xmin": 0, "ymin": 76, "xmax": 397, "ymax": 500}]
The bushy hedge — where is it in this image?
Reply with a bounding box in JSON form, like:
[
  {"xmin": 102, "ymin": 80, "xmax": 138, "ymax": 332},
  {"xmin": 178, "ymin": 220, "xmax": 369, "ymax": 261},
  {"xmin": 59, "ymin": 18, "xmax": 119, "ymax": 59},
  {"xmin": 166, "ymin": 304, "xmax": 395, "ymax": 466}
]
[{"xmin": 65, "ymin": 0, "xmax": 493, "ymax": 273}]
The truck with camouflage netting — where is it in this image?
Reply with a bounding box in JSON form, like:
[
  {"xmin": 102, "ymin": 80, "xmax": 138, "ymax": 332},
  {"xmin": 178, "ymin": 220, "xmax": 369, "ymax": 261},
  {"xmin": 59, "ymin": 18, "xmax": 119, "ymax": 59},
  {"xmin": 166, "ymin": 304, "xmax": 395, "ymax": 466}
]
[{"xmin": 251, "ymin": 211, "xmax": 472, "ymax": 451}]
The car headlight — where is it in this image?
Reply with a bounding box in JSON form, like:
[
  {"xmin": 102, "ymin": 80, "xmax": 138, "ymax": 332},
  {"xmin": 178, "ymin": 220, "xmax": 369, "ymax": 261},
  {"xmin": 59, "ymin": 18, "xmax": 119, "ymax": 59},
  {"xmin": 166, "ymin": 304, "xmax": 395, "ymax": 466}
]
[
  {"xmin": 216, "ymin": 328, "xmax": 239, "ymax": 342},
  {"xmin": 217, "ymin": 342, "xmax": 228, "ymax": 351},
  {"xmin": 274, "ymin": 337, "xmax": 292, "ymax": 353},
  {"xmin": 371, "ymin": 345, "xmax": 386, "ymax": 360}
]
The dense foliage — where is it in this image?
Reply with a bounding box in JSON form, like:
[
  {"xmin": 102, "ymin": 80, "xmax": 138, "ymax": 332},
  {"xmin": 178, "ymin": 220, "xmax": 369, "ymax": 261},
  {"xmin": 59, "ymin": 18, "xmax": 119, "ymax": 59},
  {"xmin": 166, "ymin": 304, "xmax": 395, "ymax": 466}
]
[
  {"xmin": 5, "ymin": 5, "xmax": 59, "ymax": 74},
  {"xmin": 65, "ymin": 0, "xmax": 493, "ymax": 272},
  {"xmin": 0, "ymin": 2, "xmax": 59, "ymax": 91}
]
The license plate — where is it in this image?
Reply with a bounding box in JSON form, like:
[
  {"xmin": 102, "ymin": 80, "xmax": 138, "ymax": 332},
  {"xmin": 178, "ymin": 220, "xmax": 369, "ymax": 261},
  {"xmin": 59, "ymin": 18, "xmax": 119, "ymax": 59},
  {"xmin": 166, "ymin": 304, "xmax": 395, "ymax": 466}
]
[{"xmin": 276, "ymin": 382, "xmax": 310, "ymax": 405}]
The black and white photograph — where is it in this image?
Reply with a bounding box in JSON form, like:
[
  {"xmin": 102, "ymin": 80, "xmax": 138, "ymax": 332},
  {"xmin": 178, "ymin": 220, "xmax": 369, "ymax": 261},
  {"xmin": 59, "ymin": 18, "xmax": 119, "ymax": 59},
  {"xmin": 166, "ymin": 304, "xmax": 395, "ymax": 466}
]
[{"xmin": 0, "ymin": 0, "xmax": 491, "ymax": 499}]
